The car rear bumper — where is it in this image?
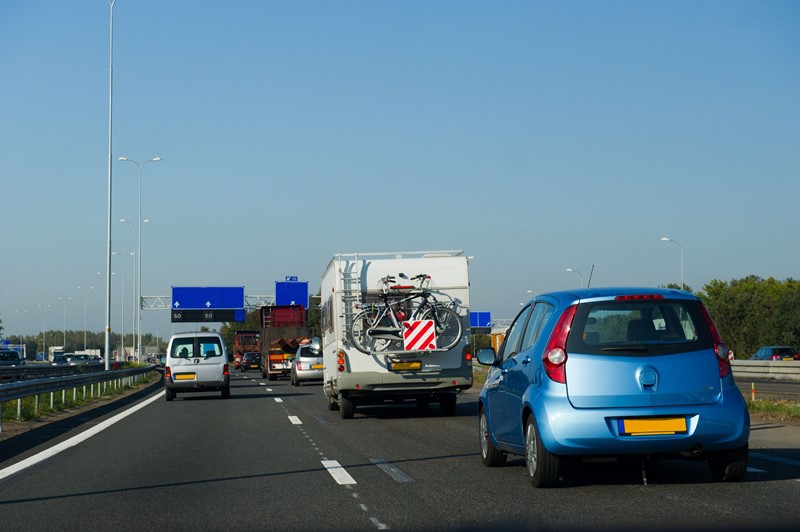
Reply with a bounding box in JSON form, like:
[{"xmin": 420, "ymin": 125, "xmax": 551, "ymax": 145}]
[
  {"xmin": 532, "ymin": 389, "xmax": 750, "ymax": 456},
  {"xmin": 296, "ymin": 368, "xmax": 324, "ymax": 381},
  {"xmin": 165, "ymin": 375, "xmax": 230, "ymax": 392}
]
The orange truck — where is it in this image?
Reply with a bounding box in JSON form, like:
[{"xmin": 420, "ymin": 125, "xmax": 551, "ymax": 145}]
[
  {"xmin": 259, "ymin": 305, "xmax": 308, "ymax": 381},
  {"xmin": 232, "ymin": 330, "xmax": 261, "ymax": 369}
]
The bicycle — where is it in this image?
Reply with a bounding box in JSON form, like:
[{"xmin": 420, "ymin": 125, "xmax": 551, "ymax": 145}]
[{"xmin": 348, "ymin": 273, "xmax": 464, "ymax": 354}]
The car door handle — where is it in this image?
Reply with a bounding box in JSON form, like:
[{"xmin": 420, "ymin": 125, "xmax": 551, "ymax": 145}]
[{"xmin": 522, "ymin": 357, "xmax": 531, "ymax": 365}]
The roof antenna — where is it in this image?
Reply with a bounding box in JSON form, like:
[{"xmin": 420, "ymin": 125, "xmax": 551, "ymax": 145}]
[{"xmin": 586, "ymin": 265, "xmax": 595, "ymax": 288}]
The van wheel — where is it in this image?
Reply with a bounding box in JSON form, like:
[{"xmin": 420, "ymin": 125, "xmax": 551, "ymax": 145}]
[
  {"xmin": 327, "ymin": 394, "xmax": 340, "ymax": 411},
  {"xmin": 708, "ymin": 445, "xmax": 748, "ymax": 482},
  {"xmin": 165, "ymin": 389, "xmax": 175, "ymax": 402},
  {"xmin": 222, "ymin": 386, "xmax": 230, "ymax": 399},
  {"xmin": 525, "ymin": 414, "xmax": 560, "ymax": 488},
  {"xmin": 340, "ymin": 394, "xmax": 355, "ymax": 419},
  {"xmin": 479, "ymin": 407, "xmax": 506, "ymax": 467},
  {"xmin": 440, "ymin": 395, "xmax": 457, "ymax": 416}
]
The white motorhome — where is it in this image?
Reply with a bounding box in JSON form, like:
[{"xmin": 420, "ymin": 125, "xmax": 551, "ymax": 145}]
[{"xmin": 320, "ymin": 250, "xmax": 473, "ymax": 419}]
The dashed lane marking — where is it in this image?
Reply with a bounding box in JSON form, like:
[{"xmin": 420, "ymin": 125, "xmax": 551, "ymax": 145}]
[
  {"xmin": 322, "ymin": 460, "xmax": 357, "ymax": 485},
  {"xmin": 371, "ymin": 458, "xmax": 415, "ymax": 483},
  {"xmin": 274, "ymin": 397, "xmax": 284, "ymax": 403},
  {"xmin": 289, "ymin": 415, "xmax": 302, "ymax": 425}
]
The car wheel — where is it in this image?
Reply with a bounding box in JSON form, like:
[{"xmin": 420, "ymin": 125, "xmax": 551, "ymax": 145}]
[
  {"xmin": 327, "ymin": 394, "xmax": 340, "ymax": 411},
  {"xmin": 525, "ymin": 414, "xmax": 560, "ymax": 488},
  {"xmin": 440, "ymin": 394, "xmax": 457, "ymax": 416},
  {"xmin": 479, "ymin": 407, "xmax": 506, "ymax": 467},
  {"xmin": 340, "ymin": 394, "xmax": 355, "ymax": 419},
  {"xmin": 708, "ymin": 445, "xmax": 748, "ymax": 482},
  {"xmin": 222, "ymin": 386, "xmax": 230, "ymax": 399},
  {"xmin": 267, "ymin": 372, "xmax": 276, "ymax": 381},
  {"xmin": 165, "ymin": 388, "xmax": 175, "ymax": 402}
]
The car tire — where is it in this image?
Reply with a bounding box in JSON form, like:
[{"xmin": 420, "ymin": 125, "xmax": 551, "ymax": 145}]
[
  {"xmin": 222, "ymin": 386, "xmax": 230, "ymax": 399},
  {"xmin": 708, "ymin": 444, "xmax": 748, "ymax": 482},
  {"xmin": 525, "ymin": 414, "xmax": 560, "ymax": 488},
  {"xmin": 267, "ymin": 372, "xmax": 276, "ymax": 381},
  {"xmin": 165, "ymin": 388, "xmax": 174, "ymax": 402},
  {"xmin": 479, "ymin": 407, "xmax": 506, "ymax": 467},
  {"xmin": 440, "ymin": 394, "xmax": 457, "ymax": 416},
  {"xmin": 327, "ymin": 394, "xmax": 340, "ymax": 411},
  {"xmin": 340, "ymin": 394, "xmax": 355, "ymax": 419}
]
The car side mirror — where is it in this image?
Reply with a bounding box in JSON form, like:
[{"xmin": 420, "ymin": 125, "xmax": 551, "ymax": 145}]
[{"xmin": 477, "ymin": 347, "xmax": 498, "ymax": 366}]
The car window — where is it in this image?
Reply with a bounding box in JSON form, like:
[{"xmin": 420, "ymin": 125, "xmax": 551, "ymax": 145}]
[
  {"xmin": 519, "ymin": 302, "xmax": 555, "ymax": 352},
  {"xmin": 498, "ymin": 305, "xmax": 533, "ymax": 362},
  {"xmin": 567, "ymin": 299, "xmax": 712, "ymax": 355},
  {"xmin": 0, "ymin": 351, "xmax": 17, "ymax": 361},
  {"xmin": 200, "ymin": 339, "xmax": 223, "ymax": 358}
]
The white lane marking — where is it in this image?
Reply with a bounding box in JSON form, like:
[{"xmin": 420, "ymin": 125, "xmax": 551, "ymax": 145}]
[
  {"xmin": 322, "ymin": 460, "xmax": 356, "ymax": 485},
  {"xmin": 0, "ymin": 391, "xmax": 164, "ymax": 482},
  {"xmin": 265, "ymin": 388, "xmax": 273, "ymax": 392},
  {"xmin": 258, "ymin": 382, "xmax": 266, "ymax": 386},
  {"xmin": 371, "ymin": 458, "xmax": 415, "ymax": 483},
  {"xmin": 370, "ymin": 517, "xmax": 389, "ymax": 530},
  {"xmin": 289, "ymin": 415, "xmax": 302, "ymax": 425},
  {"xmin": 274, "ymin": 397, "xmax": 283, "ymax": 403}
]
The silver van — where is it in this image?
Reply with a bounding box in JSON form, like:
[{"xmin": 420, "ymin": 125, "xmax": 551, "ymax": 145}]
[{"xmin": 164, "ymin": 331, "xmax": 230, "ymax": 401}]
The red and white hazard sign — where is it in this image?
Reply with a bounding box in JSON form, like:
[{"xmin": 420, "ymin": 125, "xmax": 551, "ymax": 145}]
[{"xmin": 403, "ymin": 320, "xmax": 437, "ymax": 351}]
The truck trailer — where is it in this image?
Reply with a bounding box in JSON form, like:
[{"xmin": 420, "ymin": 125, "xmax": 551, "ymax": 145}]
[
  {"xmin": 259, "ymin": 305, "xmax": 308, "ymax": 381},
  {"xmin": 320, "ymin": 250, "xmax": 472, "ymax": 419}
]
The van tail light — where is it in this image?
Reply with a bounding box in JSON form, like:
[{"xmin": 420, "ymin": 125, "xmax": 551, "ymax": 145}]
[
  {"xmin": 699, "ymin": 303, "xmax": 731, "ymax": 378},
  {"xmin": 223, "ymin": 364, "xmax": 229, "ymax": 376},
  {"xmin": 542, "ymin": 304, "xmax": 577, "ymax": 384},
  {"xmin": 165, "ymin": 366, "xmax": 172, "ymax": 380}
]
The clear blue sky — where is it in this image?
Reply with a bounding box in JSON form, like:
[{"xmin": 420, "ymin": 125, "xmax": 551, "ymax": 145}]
[{"xmin": 1, "ymin": 0, "xmax": 798, "ymax": 339}]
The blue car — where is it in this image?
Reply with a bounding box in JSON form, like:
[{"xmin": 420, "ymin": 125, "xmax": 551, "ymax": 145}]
[{"xmin": 477, "ymin": 287, "xmax": 749, "ymax": 488}]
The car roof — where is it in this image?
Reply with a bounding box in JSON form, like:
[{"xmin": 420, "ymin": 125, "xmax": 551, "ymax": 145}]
[
  {"xmin": 528, "ymin": 287, "xmax": 699, "ymax": 303},
  {"xmin": 169, "ymin": 331, "xmax": 223, "ymax": 339}
]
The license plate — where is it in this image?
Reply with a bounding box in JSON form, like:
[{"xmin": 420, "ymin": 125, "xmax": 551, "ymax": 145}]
[
  {"xmin": 174, "ymin": 373, "xmax": 196, "ymax": 381},
  {"xmin": 311, "ymin": 363, "xmax": 324, "ymax": 369},
  {"xmin": 619, "ymin": 417, "xmax": 687, "ymax": 436},
  {"xmin": 250, "ymin": 364, "xmax": 259, "ymax": 368},
  {"xmin": 390, "ymin": 361, "xmax": 421, "ymax": 371}
]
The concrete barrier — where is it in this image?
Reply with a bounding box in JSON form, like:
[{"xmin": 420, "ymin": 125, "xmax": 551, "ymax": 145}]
[{"xmin": 731, "ymin": 360, "xmax": 800, "ymax": 382}]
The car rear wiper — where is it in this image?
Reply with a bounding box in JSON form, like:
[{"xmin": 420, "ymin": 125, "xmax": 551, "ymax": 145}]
[{"xmin": 600, "ymin": 345, "xmax": 649, "ymax": 352}]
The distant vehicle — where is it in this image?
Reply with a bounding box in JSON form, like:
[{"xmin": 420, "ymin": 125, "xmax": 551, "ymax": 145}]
[
  {"xmin": 232, "ymin": 330, "xmax": 260, "ymax": 369},
  {"xmin": 290, "ymin": 339, "xmax": 324, "ymax": 386},
  {"xmin": 748, "ymin": 346, "xmax": 799, "ymax": 361},
  {"xmin": 0, "ymin": 349, "xmax": 24, "ymax": 367},
  {"xmin": 260, "ymin": 305, "xmax": 308, "ymax": 381},
  {"xmin": 477, "ymin": 287, "xmax": 750, "ymax": 488},
  {"xmin": 51, "ymin": 354, "xmax": 69, "ymax": 366},
  {"xmin": 164, "ymin": 331, "xmax": 230, "ymax": 401},
  {"xmin": 240, "ymin": 351, "xmax": 261, "ymax": 372},
  {"xmin": 66, "ymin": 353, "xmax": 96, "ymax": 365}
]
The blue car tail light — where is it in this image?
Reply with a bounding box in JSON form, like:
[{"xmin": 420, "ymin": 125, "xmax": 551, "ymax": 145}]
[
  {"xmin": 543, "ymin": 304, "xmax": 577, "ymax": 384},
  {"xmin": 699, "ymin": 303, "xmax": 731, "ymax": 378}
]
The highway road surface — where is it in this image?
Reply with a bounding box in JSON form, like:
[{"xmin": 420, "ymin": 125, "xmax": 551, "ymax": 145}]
[{"xmin": 0, "ymin": 373, "xmax": 798, "ymax": 531}]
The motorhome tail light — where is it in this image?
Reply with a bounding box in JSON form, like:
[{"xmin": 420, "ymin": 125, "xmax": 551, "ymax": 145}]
[
  {"xmin": 542, "ymin": 304, "xmax": 577, "ymax": 384},
  {"xmin": 223, "ymin": 364, "xmax": 229, "ymax": 376},
  {"xmin": 337, "ymin": 350, "xmax": 347, "ymax": 372},
  {"xmin": 463, "ymin": 345, "xmax": 472, "ymax": 365},
  {"xmin": 699, "ymin": 303, "xmax": 731, "ymax": 378},
  {"xmin": 614, "ymin": 294, "xmax": 665, "ymax": 301}
]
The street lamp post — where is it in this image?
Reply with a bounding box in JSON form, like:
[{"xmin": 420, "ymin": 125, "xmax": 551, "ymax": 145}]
[
  {"xmin": 77, "ymin": 285, "xmax": 94, "ymax": 351},
  {"xmin": 120, "ymin": 219, "xmax": 137, "ymax": 358},
  {"xmin": 38, "ymin": 304, "xmax": 51, "ymax": 360},
  {"xmin": 660, "ymin": 237, "xmax": 684, "ymax": 289},
  {"xmin": 112, "ymin": 251, "xmax": 133, "ymax": 359},
  {"xmin": 57, "ymin": 296, "xmax": 72, "ymax": 348},
  {"xmin": 118, "ymin": 156, "xmax": 161, "ymax": 363},
  {"xmin": 565, "ymin": 268, "xmax": 584, "ymax": 288}
]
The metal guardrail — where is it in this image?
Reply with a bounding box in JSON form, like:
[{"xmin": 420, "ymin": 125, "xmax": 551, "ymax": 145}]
[
  {"xmin": 0, "ymin": 365, "xmax": 157, "ymax": 403},
  {"xmin": 0, "ymin": 363, "xmax": 107, "ymax": 382},
  {"xmin": 731, "ymin": 360, "xmax": 800, "ymax": 382}
]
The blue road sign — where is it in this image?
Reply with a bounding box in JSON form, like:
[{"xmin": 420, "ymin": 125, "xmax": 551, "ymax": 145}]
[
  {"xmin": 171, "ymin": 286, "xmax": 245, "ymax": 310},
  {"xmin": 275, "ymin": 281, "xmax": 309, "ymax": 308},
  {"xmin": 470, "ymin": 311, "xmax": 492, "ymax": 328}
]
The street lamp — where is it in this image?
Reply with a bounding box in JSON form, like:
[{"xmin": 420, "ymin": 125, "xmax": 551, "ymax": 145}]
[
  {"xmin": 660, "ymin": 236, "xmax": 684, "ymax": 289},
  {"xmin": 57, "ymin": 296, "xmax": 72, "ymax": 348},
  {"xmin": 120, "ymin": 218, "xmax": 138, "ymax": 358},
  {"xmin": 38, "ymin": 304, "xmax": 51, "ymax": 360},
  {"xmin": 113, "ymin": 251, "xmax": 133, "ymax": 359},
  {"xmin": 77, "ymin": 285, "xmax": 94, "ymax": 351},
  {"xmin": 565, "ymin": 268, "xmax": 584, "ymax": 288},
  {"xmin": 118, "ymin": 155, "xmax": 161, "ymax": 363}
]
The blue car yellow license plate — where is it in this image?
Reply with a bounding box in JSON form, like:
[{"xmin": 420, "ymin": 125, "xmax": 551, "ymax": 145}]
[{"xmin": 618, "ymin": 417, "xmax": 687, "ymax": 436}]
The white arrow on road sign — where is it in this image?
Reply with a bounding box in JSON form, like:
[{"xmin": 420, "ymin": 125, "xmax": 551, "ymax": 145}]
[
  {"xmin": 174, "ymin": 301, "xmax": 180, "ymax": 308},
  {"xmin": 205, "ymin": 301, "xmax": 212, "ymax": 308}
]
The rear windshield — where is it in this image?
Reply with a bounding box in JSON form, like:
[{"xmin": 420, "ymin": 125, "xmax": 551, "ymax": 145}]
[
  {"xmin": 0, "ymin": 351, "xmax": 18, "ymax": 361},
  {"xmin": 566, "ymin": 298, "xmax": 713, "ymax": 356},
  {"xmin": 170, "ymin": 337, "xmax": 224, "ymax": 358}
]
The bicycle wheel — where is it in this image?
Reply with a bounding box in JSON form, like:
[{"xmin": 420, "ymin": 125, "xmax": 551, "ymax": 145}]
[
  {"xmin": 349, "ymin": 309, "xmax": 395, "ymax": 354},
  {"xmin": 419, "ymin": 306, "xmax": 463, "ymax": 350}
]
